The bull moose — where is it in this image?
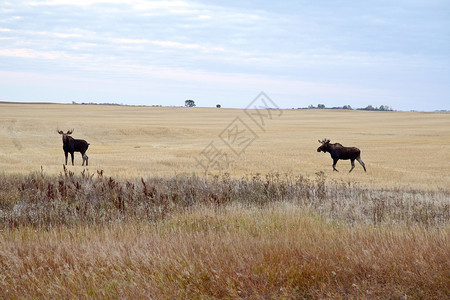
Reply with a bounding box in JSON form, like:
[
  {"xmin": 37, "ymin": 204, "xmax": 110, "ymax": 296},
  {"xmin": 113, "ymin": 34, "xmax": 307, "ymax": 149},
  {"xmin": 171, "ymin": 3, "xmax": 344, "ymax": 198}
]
[
  {"xmin": 317, "ymin": 139, "xmax": 366, "ymax": 173},
  {"xmin": 57, "ymin": 129, "xmax": 89, "ymax": 166}
]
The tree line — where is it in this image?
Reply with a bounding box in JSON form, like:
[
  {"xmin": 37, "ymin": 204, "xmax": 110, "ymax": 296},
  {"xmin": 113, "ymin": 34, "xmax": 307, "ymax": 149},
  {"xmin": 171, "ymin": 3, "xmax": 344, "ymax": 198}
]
[{"xmin": 304, "ymin": 104, "xmax": 393, "ymax": 111}]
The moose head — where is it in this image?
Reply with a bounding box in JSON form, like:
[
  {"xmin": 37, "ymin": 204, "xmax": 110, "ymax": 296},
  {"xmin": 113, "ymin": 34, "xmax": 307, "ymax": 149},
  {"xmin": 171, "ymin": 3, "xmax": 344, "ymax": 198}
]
[
  {"xmin": 317, "ymin": 138, "xmax": 330, "ymax": 153},
  {"xmin": 57, "ymin": 129, "xmax": 73, "ymax": 144}
]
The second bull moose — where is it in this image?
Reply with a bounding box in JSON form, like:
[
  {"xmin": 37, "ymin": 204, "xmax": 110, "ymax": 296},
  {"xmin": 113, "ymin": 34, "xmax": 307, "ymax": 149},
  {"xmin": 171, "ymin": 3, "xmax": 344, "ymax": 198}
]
[{"xmin": 317, "ymin": 139, "xmax": 366, "ymax": 173}]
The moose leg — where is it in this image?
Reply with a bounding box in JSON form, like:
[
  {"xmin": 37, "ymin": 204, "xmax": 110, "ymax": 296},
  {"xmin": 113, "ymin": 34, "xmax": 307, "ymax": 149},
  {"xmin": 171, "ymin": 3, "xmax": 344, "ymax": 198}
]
[
  {"xmin": 64, "ymin": 151, "xmax": 68, "ymax": 165},
  {"xmin": 70, "ymin": 152, "xmax": 74, "ymax": 166},
  {"xmin": 82, "ymin": 153, "xmax": 88, "ymax": 166},
  {"xmin": 349, "ymin": 159, "xmax": 355, "ymax": 173},
  {"xmin": 332, "ymin": 158, "xmax": 339, "ymax": 172},
  {"xmin": 357, "ymin": 157, "xmax": 366, "ymax": 172}
]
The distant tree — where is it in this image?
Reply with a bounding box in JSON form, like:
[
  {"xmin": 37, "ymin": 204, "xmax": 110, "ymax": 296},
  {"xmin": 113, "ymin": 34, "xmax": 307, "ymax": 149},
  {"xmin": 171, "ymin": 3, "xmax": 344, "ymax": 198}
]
[
  {"xmin": 378, "ymin": 105, "xmax": 393, "ymax": 111},
  {"xmin": 185, "ymin": 100, "xmax": 196, "ymax": 107},
  {"xmin": 365, "ymin": 105, "xmax": 375, "ymax": 110},
  {"xmin": 343, "ymin": 105, "xmax": 352, "ymax": 110},
  {"xmin": 216, "ymin": 104, "xmax": 221, "ymax": 108},
  {"xmin": 317, "ymin": 104, "xmax": 326, "ymax": 109},
  {"xmin": 308, "ymin": 104, "xmax": 315, "ymax": 109}
]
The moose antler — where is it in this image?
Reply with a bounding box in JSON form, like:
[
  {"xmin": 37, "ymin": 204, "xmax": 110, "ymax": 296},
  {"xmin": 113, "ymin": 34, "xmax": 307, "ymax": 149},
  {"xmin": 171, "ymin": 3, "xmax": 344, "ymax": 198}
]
[
  {"xmin": 57, "ymin": 129, "xmax": 74, "ymax": 135},
  {"xmin": 318, "ymin": 138, "xmax": 329, "ymax": 144}
]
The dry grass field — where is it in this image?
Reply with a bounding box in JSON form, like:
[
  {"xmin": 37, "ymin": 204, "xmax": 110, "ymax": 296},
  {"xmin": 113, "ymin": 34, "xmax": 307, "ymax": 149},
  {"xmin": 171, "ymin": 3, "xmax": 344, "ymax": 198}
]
[
  {"xmin": 0, "ymin": 102, "xmax": 449, "ymax": 298},
  {"xmin": 1, "ymin": 205, "xmax": 448, "ymax": 299},
  {"xmin": 0, "ymin": 102, "xmax": 449, "ymax": 190}
]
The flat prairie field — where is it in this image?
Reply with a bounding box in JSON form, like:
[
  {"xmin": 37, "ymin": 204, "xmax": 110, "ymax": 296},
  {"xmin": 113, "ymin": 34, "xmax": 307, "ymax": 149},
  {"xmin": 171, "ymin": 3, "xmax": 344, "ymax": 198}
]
[{"xmin": 0, "ymin": 102, "xmax": 449, "ymax": 191}]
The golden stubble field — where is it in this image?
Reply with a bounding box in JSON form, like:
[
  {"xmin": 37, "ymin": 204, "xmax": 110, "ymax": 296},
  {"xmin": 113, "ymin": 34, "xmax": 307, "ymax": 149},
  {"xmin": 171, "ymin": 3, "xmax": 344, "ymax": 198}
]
[{"xmin": 0, "ymin": 102, "xmax": 449, "ymax": 190}]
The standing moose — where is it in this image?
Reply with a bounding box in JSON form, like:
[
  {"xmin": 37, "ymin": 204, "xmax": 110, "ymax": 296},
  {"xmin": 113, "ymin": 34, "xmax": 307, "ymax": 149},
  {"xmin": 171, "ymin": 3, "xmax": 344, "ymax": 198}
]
[
  {"xmin": 57, "ymin": 129, "xmax": 90, "ymax": 166},
  {"xmin": 317, "ymin": 138, "xmax": 366, "ymax": 173}
]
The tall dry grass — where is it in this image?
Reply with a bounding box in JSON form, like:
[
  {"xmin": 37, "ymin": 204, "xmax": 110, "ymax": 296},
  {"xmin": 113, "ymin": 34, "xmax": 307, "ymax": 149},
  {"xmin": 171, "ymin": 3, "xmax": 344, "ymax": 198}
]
[
  {"xmin": 0, "ymin": 169, "xmax": 449, "ymax": 298},
  {"xmin": 1, "ymin": 168, "xmax": 448, "ymax": 229},
  {"xmin": 1, "ymin": 204, "xmax": 448, "ymax": 299}
]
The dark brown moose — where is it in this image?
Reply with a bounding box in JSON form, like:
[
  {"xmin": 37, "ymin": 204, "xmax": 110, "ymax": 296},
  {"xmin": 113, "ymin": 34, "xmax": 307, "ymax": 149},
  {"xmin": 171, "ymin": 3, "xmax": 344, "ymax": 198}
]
[
  {"xmin": 317, "ymin": 138, "xmax": 366, "ymax": 173},
  {"xmin": 57, "ymin": 129, "xmax": 89, "ymax": 166}
]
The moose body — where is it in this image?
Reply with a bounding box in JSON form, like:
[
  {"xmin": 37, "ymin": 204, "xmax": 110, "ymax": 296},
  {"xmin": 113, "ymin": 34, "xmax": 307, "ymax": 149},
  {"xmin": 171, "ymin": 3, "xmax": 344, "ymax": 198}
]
[
  {"xmin": 58, "ymin": 129, "xmax": 89, "ymax": 166},
  {"xmin": 317, "ymin": 139, "xmax": 366, "ymax": 173}
]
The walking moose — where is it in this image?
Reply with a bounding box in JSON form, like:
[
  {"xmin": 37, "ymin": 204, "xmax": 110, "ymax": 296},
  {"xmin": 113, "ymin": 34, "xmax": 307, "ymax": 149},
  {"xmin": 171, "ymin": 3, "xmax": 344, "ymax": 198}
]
[{"xmin": 317, "ymin": 139, "xmax": 366, "ymax": 173}]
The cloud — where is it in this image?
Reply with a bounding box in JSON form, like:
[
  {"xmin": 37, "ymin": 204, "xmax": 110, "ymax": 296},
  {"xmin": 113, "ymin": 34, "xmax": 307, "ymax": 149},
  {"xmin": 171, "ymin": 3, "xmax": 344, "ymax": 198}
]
[
  {"xmin": 27, "ymin": 0, "xmax": 194, "ymax": 14},
  {"xmin": 53, "ymin": 32, "xmax": 84, "ymax": 38},
  {"xmin": 107, "ymin": 38, "xmax": 150, "ymax": 45},
  {"xmin": 27, "ymin": 0, "xmax": 189, "ymax": 8},
  {"xmin": 0, "ymin": 48, "xmax": 65, "ymax": 59},
  {"xmin": 152, "ymin": 40, "xmax": 225, "ymax": 52}
]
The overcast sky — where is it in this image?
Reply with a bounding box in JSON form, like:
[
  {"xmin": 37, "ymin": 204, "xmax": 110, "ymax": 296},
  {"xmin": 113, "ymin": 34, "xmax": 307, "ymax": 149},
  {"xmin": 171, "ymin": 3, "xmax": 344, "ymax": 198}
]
[{"xmin": 1, "ymin": 0, "xmax": 449, "ymax": 110}]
